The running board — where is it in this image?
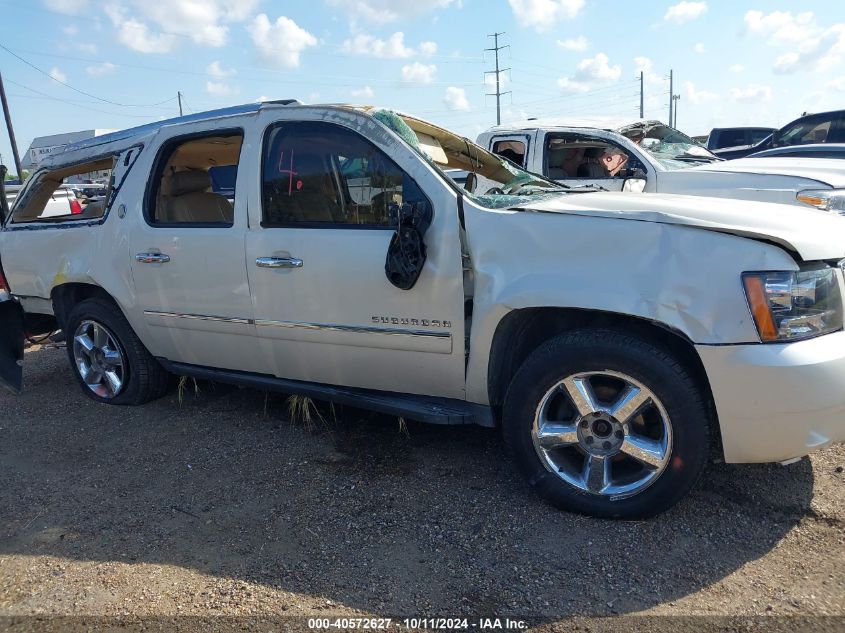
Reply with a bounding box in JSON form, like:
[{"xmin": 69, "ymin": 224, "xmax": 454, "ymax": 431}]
[{"xmin": 159, "ymin": 360, "xmax": 495, "ymax": 427}]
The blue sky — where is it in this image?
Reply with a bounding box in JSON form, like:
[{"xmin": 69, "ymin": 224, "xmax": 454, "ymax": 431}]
[{"xmin": 1, "ymin": 0, "xmax": 844, "ymax": 174}]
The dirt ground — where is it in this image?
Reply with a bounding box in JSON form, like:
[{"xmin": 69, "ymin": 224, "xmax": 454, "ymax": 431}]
[{"xmin": 0, "ymin": 345, "xmax": 844, "ymax": 631}]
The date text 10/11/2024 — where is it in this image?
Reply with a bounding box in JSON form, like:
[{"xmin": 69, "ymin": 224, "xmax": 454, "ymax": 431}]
[{"xmin": 307, "ymin": 617, "xmax": 529, "ymax": 630}]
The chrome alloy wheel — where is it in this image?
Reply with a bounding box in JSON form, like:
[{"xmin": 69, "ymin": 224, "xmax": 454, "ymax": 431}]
[
  {"xmin": 531, "ymin": 370, "xmax": 673, "ymax": 498},
  {"xmin": 72, "ymin": 320, "xmax": 126, "ymax": 399}
]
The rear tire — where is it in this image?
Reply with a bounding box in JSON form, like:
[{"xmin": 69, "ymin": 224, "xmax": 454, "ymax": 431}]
[
  {"xmin": 502, "ymin": 329, "xmax": 710, "ymax": 519},
  {"xmin": 65, "ymin": 298, "xmax": 169, "ymax": 405}
]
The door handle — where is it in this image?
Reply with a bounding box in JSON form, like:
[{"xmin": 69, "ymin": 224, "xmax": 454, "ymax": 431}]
[
  {"xmin": 256, "ymin": 256, "xmax": 303, "ymax": 269},
  {"xmin": 135, "ymin": 252, "xmax": 171, "ymax": 264}
]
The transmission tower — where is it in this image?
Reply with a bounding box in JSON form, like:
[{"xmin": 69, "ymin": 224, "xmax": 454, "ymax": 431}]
[{"xmin": 484, "ymin": 32, "xmax": 511, "ymax": 126}]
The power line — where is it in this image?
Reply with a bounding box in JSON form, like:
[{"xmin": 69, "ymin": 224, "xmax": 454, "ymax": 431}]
[
  {"xmin": 0, "ymin": 43, "xmax": 178, "ymax": 108},
  {"xmin": 5, "ymin": 79, "xmax": 169, "ymax": 119},
  {"xmin": 2, "ymin": 46, "xmax": 481, "ymax": 89}
]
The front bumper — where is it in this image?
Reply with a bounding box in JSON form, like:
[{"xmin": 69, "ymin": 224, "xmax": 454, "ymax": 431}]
[{"xmin": 697, "ymin": 331, "xmax": 845, "ymax": 463}]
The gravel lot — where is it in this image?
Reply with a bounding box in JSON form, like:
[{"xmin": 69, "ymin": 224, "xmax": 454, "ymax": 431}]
[{"xmin": 1, "ymin": 345, "xmax": 844, "ymax": 630}]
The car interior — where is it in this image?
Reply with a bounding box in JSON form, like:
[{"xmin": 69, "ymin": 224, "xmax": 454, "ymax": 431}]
[
  {"xmin": 262, "ymin": 125, "xmax": 407, "ymax": 227},
  {"xmin": 544, "ymin": 136, "xmax": 634, "ymax": 179},
  {"xmin": 151, "ymin": 133, "xmax": 243, "ymax": 225}
]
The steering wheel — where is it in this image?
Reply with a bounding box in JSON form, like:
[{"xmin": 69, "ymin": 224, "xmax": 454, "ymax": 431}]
[{"xmin": 484, "ymin": 187, "xmax": 506, "ymax": 195}]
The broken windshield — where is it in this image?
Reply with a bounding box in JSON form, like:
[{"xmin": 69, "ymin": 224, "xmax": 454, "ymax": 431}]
[
  {"xmin": 619, "ymin": 122, "xmax": 719, "ymax": 170},
  {"xmin": 369, "ymin": 109, "xmax": 568, "ymax": 209}
]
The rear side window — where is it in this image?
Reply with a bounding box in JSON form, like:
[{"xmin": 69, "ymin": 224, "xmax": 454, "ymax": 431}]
[
  {"xmin": 492, "ymin": 139, "xmax": 526, "ymax": 167},
  {"xmin": 147, "ymin": 131, "xmax": 243, "ymax": 226},
  {"xmin": 9, "ymin": 157, "xmax": 114, "ymax": 224},
  {"xmin": 261, "ymin": 121, "xmax": 428, "ymax": 228}
]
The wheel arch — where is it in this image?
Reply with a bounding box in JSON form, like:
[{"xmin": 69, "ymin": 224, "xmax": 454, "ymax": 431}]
[
  {"xmin": 51, "ymin": 283, "xmax": 119, "ymax": 331},
  {"xmin": 486, "ymin": 307, "xmax": 719, "ymax": 445}
]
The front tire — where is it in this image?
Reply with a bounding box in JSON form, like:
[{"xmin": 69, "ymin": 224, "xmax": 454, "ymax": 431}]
[
  {"xmin": 502, "ymin": 329, "xmax": 710, "ymax": 519},
  {"xmin": 65, "ymin": 298, "xmax": 169, "ymax": 405}
]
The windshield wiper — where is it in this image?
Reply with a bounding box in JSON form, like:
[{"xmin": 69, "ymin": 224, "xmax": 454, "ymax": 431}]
[{"xmin": 672, "ymin": 155, "xmax": 715, "ymax": 163}]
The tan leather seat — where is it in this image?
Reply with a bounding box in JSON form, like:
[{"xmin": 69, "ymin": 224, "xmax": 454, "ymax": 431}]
[{"xmin": 159, "ymin": 170, "xmax": 233, "ymax": 224}]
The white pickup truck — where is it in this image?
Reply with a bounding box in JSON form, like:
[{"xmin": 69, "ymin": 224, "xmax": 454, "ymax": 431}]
[
  {"xmin": 478, "ymin": 119, "xmax": 845, "ymax": 212},
  {"xmin": 2, "ymin": 102, "xmax": 845, "ymax": 519}
]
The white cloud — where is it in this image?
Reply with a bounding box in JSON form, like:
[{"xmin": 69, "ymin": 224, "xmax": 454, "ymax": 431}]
[
  {"xmin": 744, "ymin": 10, "xmax": 815, "ymax": 45},
  {"xmin": 77, "ymin": 43, "xmax": 98, "ymax": 54},
  {"xmin": 327, "ymin": 0, "xmax": 457, "ymax": 23},
  {"xmin": 772, "ymin": 24, "xmax": 845, "ymax": 74},
  {"xmin": 419, "ymin": 41, "xmax": 438, "ymax": 56},
  {"xmin": 694, "ymin": 42, "xmax": 706, "ymax": 54},
  {"xmin": 104, "ymin": 4, "xmax": 177, "ymax": 53},
  {"xmin": 557, "ymin": 36, "xmax": 587, "ymax": 52},
  {"xmin": 729, "ymin": 83, "xmax": 772, "ymax": 103},
  {"xmin": 86, "ymin": 62, "xmax": 117, "ymax": 76},
  {"xmin": 206, "ymin": 80, "xmax": 233, "ymax": 96},
  {"xmin": 508, "ymin": 0, "xmax": 585, "ymax": 32},
  {"xmin": 558, "ymin": 53, "xmax": 620, "ymax": 93},
  {"xmin": 664, "ymin": 1, "xmax": 708, "ymax": 24},
  {"xmin": 484, "ymin": 71, "xmax": 509, "ymax": 90},
  {"xmin": 103, "ymin": 0, "xmax": 258, "ymax": 53},
  {"xmin": 43, "ymin": 0, "xmax": 88, "ymax": 14},
  {"xmin": 444, "ymin": 86, "xmax": 470, "ymax": 111},
  {"xmin": 248, "ymin": 14, "xmax": 318, "ymax": 68},
  {"xmin": 351, "ymin": 85, "xmax": 375, "ymax": 99},
  {"xmin": 207, "ymin": 60, "xmax": 236, "ymax": 79},
  {"xmin": 729, "ymin": 64, "xmax": 745, "ymax": 73},
  {"xmin": 743, "ymin": 11, "xmax": 845, "ymax": 74},
  {"xmin": 341, "ymin": 32, "xmax": 436, "ymax": 58},
  {"xmin": 49, "ymin": 67, "xmax": 67, "ymax": 83},
  {"xmin": 634, "ymin": 57, "xmax": 665, "ymax": 86},
  {"xmin": 828, "ymin": 77, "xmax": 845, "ymax": 91},
  {"xmin": 62, "ymin": 24, "xmax": 79, "ymax": 35},
  {"xmin": 685, "ymin": 81, "xmax": 717, "ymax": 105},
  {"xmin": 401, "ymin": 62, "xmax": 437, "ymax": 83}
]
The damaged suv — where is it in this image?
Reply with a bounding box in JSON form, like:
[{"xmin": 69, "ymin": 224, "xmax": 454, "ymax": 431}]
[{"xmin": 2, "ymin": 101, "xmax": 845, "ymax": 519}]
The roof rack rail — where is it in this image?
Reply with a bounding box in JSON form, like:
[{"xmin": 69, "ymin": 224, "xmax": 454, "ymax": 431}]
[{"xmin": 56, "ymin": 100, "xmax": 303, "ymax": 156}]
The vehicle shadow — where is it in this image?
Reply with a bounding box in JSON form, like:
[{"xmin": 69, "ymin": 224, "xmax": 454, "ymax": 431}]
[{"xmin": 0, "ymin": 347, "xmax": 816, "ymax": 619}]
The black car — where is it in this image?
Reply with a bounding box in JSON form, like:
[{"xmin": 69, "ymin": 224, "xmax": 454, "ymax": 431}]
[
  {"xmin": 706, "ymin": 127, "xmax": 775, "ymax": 151},
  {"xmin": 714, "ymin": 109, "xmax": 845, "ymax": 160}
]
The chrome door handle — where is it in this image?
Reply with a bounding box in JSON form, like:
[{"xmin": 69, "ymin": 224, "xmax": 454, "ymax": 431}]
[
  {"xmin": 256, "ymin": 256, "xmax": 303, "ymax": 269},
  {"xmin": 135, "ymin": 252, "xmax": 171, "ymax": 264}
]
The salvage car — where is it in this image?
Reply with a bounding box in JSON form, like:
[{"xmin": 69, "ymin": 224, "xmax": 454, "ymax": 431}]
[
  {"xmin": 479, "ymin": 118, "xmax": 845, "ymax": 211},
  {"xmin": 2, "ymin": 101, "xmax": 845, "ymax": 519}
]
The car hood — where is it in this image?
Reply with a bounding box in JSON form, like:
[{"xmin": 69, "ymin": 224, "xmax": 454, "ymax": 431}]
[
  {"xmin": 519, "ymin": 191, "xmax": 845, "ymax": 261},
  {"xmin": 688, "ymin": 157, "xmax": 845, "ymax": 187}
]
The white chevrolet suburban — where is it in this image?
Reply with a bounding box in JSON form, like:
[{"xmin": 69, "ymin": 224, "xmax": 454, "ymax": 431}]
[
  {"xmin": 2, "ymin": 101, "xmax": 845, "ymax": 519},
  {"xmin": 478, "ymin": 119, "xmax": 845, "ymax": 212}
]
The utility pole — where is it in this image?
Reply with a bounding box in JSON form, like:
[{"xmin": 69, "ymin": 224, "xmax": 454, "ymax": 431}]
[
  {"xmin": 0, "ymin": 71, "xmax": 23, "ymax": 180},
  {"xmin": 485, "ymin": 32, "xmax": 510, "ymax": 126},
  {"xmin": 178, "ymin": 91, "xmax": 183, "ymax": 116},
  {"xmin": 668, "ymin": 69, "xmax": 673, "ymax": 127},
  {"xmin": 639, "ymin": 71, "xmax": 644, "ymax": 119},
  {"xmin": 672, "ymin": 94, "xmax": 681, "ymax": 128}
]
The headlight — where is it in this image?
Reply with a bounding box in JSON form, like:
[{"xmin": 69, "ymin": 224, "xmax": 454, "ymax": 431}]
[
  {"xmin": 796, "ymin": 188, "xmax": 845, "ymax": 213},
  {"xmin": 742, "ymin": 268, "xmax": 843, "ymax": 342}
]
